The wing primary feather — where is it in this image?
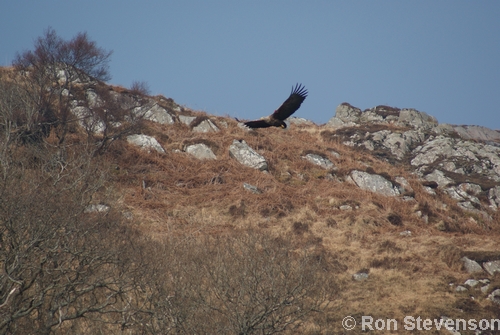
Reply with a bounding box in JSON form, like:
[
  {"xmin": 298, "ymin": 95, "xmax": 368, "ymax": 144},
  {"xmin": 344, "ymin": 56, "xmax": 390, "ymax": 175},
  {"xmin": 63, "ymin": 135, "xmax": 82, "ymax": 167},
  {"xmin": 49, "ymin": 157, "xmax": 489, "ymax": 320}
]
[
  {"xmin": 271, "ymin": 83, "xmax": 308, "ymax": 121},
  {"xmin": 291, "ymin": 83, "xmax": 308, "ymax": 98}
]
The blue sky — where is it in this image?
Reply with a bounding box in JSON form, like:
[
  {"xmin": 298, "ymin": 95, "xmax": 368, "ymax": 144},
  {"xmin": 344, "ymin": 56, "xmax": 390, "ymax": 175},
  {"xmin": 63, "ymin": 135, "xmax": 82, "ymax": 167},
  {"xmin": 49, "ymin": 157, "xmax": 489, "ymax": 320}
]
[{"xmin": 2, "ymin": 1, "xmax": 499, "ymax": 129}]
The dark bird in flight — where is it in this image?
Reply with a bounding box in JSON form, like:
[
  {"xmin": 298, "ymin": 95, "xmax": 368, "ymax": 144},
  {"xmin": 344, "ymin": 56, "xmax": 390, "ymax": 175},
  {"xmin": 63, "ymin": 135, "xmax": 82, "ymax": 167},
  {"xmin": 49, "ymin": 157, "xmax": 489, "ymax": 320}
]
[{"xmin": 239, "ymin": 83, "xmax": 308, "ymax": 129}]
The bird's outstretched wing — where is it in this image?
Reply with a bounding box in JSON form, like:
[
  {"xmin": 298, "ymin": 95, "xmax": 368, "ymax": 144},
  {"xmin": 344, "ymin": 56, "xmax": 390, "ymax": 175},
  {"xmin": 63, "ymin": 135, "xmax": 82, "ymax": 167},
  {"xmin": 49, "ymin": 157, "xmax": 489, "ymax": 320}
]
[
  {"xmin": 236, "ymin": 84, "xmax": 307, "ymax": 129},
  {"xmin": 272, "ymin": 83, "xmax": 308, "ymax": 121},
  {"xmin": 242, "ymin": 120, "xmax": 273, "ymax": 128}
]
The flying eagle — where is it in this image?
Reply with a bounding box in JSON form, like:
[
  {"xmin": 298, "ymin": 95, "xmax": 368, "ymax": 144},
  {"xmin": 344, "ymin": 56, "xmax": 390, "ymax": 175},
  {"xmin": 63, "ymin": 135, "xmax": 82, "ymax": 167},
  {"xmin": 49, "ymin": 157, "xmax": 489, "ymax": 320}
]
[{"xmin": 239, "ymin": 83, "xmax": 308, "ymax": 129}]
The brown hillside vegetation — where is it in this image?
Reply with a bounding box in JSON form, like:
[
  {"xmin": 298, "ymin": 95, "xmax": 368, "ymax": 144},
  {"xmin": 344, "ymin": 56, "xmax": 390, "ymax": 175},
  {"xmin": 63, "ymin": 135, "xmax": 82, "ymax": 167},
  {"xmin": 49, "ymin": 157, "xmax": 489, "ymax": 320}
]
[
  {"xmin": 2, "ymin": 65, "xmax": 500, "ymax": 333},
  {"xmin": 111, "ymin": 114, "xmax": 500, "ymax": 332},
  {"xmin": 2, "ymin": 28, "xmax": 500, "ymax": 334}
]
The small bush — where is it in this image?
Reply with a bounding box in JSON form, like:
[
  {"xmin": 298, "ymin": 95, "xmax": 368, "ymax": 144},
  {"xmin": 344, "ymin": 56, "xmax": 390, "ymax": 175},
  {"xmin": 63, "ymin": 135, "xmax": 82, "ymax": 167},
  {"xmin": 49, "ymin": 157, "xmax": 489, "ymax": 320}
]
[
  {"xmin": 387, "ymin": 213, "xmax": 403, "ymax": 226},
  {"xmin": 293, "ymin": 221, "xmax": 310, "ymax": 235}
]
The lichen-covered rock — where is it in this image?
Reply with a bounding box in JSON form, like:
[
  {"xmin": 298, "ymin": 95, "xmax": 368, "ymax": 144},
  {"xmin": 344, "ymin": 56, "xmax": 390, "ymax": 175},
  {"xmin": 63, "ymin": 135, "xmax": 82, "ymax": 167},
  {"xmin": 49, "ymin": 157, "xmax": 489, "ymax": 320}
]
[
  {"xmin": 84, "ymin": 204, "xmax": 110, "ymax": 213},
  {"xmin": 411, "ymin": 136, "xmax": 454, "ymax": 167},
  {"xmin": 134, "ymin": 103, "xmax": 175, "ymax": 125},
  {"xmin": 453, "ymin": 125, "xmax": 500, "ymax": 142},
  {"xmin": 424, "ymin": 170, "xmax": 453, "ymax": 188},
  {"xmin": 489, "ymin": 186, "xmax": 500, "ymax": 210},
  {"xmin": 483, "ymin": 260, "xmax": 500, "ymax": 276},
  {"xmin": 326, "ymin": 103, "xmax": 361, "ymax": 128},
  {"xmin": 303, "ymin": 153, "xmax": 335, "ymax": 170},
  {"xmin": 229, "ymin": 140, "xmax": 268, "ymax": 171},
  {"xmin": 352, "ymin": 271, "xmax": 369, "ymax": 281},
  {"xmin": 488, "ymin": 289, "xmax": 500, "ymax": 305},
  {"xmin": 289, "ymin": 117, "xmax": 315, "ymax": 126},
  {"xmin": 394, "ymin": 176, "xmax": 413, "ymax": 194},
  {"xmin": 350, "ymin": 170, "xmax": 400, "ymax": 196},
  {"xmin": 243, "ymin": 183, "xmax": 262, "ymax": 194},
  {"xmin": 127, "ymin": 134, "xmax": 165, "ymax": 153},
  {"xmin": 179, "ymin": 115, "xmax": 197, "ymax": 126},
  {"xmin": 460, "ymin": 257, "xmax": 483, "ymax": 274},
  {"xmin": 193, "ymin": 119, "xmax": 219, "ymax": 133},
  {"xmin": 359, "ymin": 109, "xmax": 384, "ymax": 123},
  {"xmin": 335, "ymin": 103, "xmax": 362, "ymax": 122},
  {"xmin": 185, "ymin": 143, "xmax": 216, "ymax": 160},
  {"xmin": 371, "ymin": 130, "xmax": 425, "ymax": 160},
  {"xmin": 444, "ymin": 183, "xmax": 482, "ymax": 211},
  {"xmin": 411, "ymin": 136, "xmax": 500, "ymax": 182},
  {"xmin": 397, "ymin": 108, "xmax": 438, "ymax": 129}
]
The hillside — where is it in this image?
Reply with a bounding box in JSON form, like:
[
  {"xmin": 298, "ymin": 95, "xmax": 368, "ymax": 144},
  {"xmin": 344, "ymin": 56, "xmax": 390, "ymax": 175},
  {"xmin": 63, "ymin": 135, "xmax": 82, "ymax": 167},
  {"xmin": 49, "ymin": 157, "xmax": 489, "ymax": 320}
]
[
  {"xmin": 114, "ymin": 89, "xmax": 500, "ymax": 331},
  {"xmin": 2, "ymin": 59, "xmax": 500, "ymax": 334}
]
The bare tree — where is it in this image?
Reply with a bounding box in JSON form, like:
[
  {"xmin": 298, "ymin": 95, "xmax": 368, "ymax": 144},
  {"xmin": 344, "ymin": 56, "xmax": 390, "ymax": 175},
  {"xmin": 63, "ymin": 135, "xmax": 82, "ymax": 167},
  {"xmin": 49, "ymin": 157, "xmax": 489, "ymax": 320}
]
[
  {"xmin": 12, "ymin": 27, "xmax": 112, "ymax": 145},
  {"xmin": 0, "ymin": 73, "xmax": 35, "ymax": 177},
  {"xmin": 0, "ymin": 69, "xmax": 146, "ymax": 333},
  {"xmin": 0, "ymin": 140, "xmax": 138, "ymax": 334},
  {"xmin": 5, "ymin": 28, "xmax": 144, "ymax": 157}
]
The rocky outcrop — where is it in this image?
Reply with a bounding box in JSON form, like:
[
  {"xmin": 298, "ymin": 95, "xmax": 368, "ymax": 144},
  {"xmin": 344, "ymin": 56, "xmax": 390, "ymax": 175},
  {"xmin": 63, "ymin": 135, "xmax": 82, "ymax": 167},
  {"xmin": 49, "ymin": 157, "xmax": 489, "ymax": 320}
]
[
  {"xmin": 365, "ymin": 129, "xmax": 425, "ymax": 159},
  {"xmin": 412, "ymin": 136, "xmax": 500, "ymax": 212},
  {"xmin": 398, "ymin": 108, "xmax": 438, "ymax": 130},
  {"xmin": 411, "ymin": 136, "xmax": 500, "ymax": 180},
  {"xmin": 326, "ymin": 103, "xmax": 500, "ymax": 213},
  {"xmin": 453, "ymin": 125, "xmax": 500, "ymax": 142},
  {"xmin": 325, "ymin": 103, "xmax": 361, "ymax": 128}
]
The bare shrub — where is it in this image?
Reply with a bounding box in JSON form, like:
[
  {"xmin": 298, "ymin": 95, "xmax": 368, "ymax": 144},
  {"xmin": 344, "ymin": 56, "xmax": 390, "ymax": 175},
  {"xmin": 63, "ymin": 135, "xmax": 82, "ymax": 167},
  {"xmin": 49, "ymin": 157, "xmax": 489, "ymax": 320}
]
[
  {"xmin": 293, "ymin": 221, "xmax": 310, "ymax": 235},
  {"xmin": 377, "ymin": 240, "xmax": 402, "ymax": 254},
  {"xmin": 326, "ymin": 218, "xmax": 337, "ymax": 227},
  {"xmin": 438, "ymin": 244, "xmax": 463, "ymax": 270},
  {"xmin": 228, "ymin": 200, "xmax": 246, "ymax": 218},
  {"xmin": 0, "ymin": 70, "xmax": 41, "ymax": 146},
  {"xmin": 132, "ymin": 231, "xmax": 336, "ymax": 335},
  {"xmin": 387, "ymin": 213, "xmax": 403, "ymax": 226},
  {"xmin": 130, "ymin": 80, "xmax": 150, "ymax": 96},
  {"xmin": 369, "ymin": 256, "xmax": 408, "ymax": 270},
  {"xmin": 0, "ymin": 139, "xmax": 138, "ymax": 334}
]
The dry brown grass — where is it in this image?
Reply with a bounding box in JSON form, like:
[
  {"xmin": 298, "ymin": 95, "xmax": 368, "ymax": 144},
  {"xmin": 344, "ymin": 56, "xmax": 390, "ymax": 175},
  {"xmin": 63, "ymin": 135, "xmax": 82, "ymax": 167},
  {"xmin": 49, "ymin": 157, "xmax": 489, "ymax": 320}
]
[{"xmin": 100, "ymin": 112, "xmax": 500, "ymax": 333}]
